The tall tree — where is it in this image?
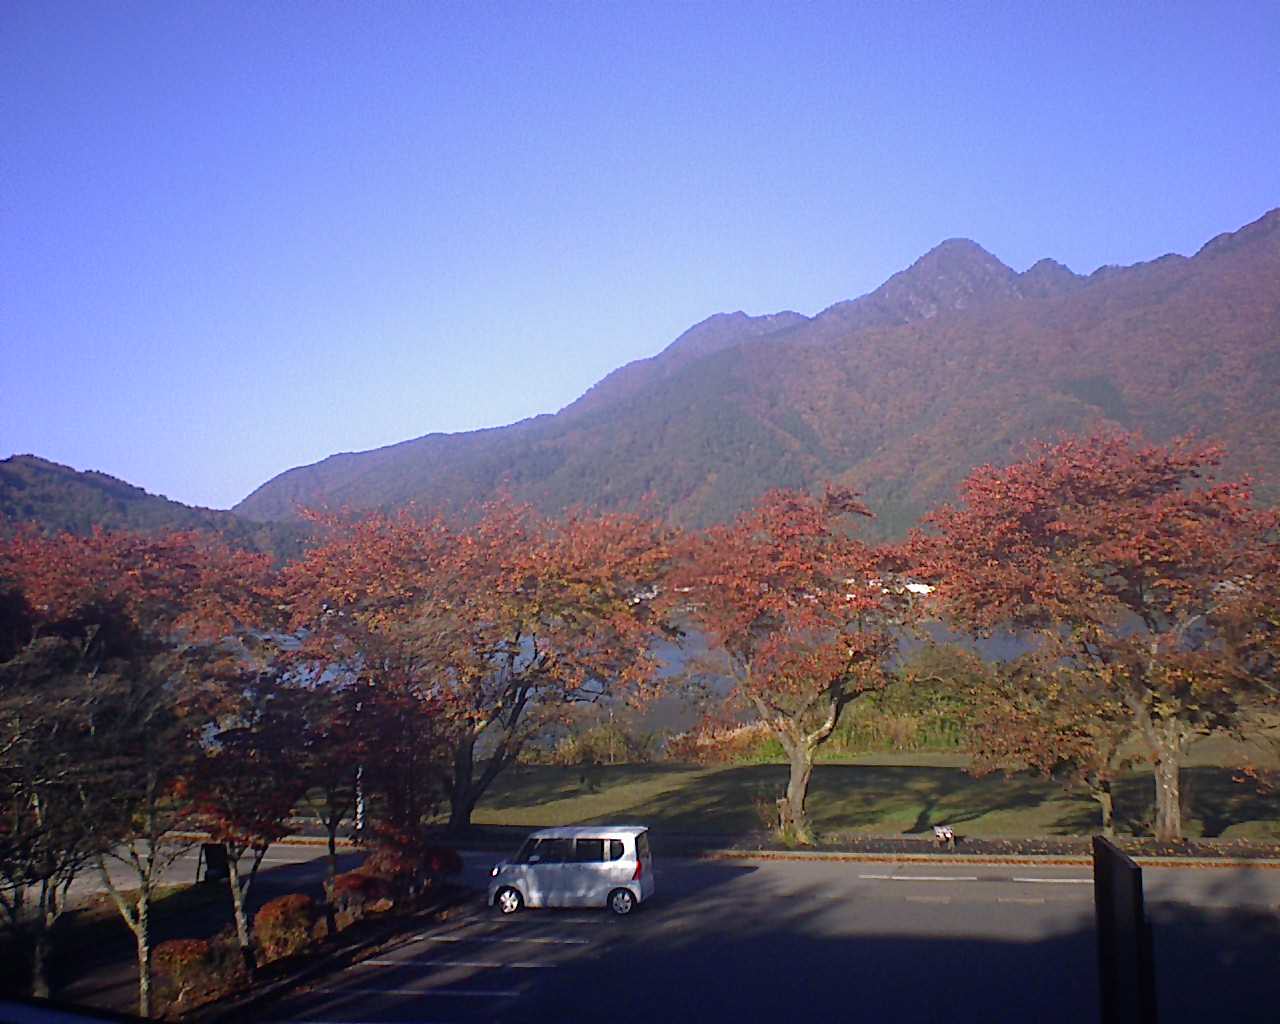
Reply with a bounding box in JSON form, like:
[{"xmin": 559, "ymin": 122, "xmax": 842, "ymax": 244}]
[
  {"xmin": 0, "ymin": 527, "xmax": 276, "ymax": 1014},
  {"xmin": 190, "ymin": 665, "xmax": 308, "ymax": 977},
  {"xmin": 0, "ymin": 621, "xmax": 107, "ymax": 997},
  {"xmin": 918, "ymin": 434, "xmax": 1274, "ymax": 841},
  {"xmin": 678, "ymin": 488, "xmax": 910, "ymax": 844},
  {"xmin": 284, "ymin": 501, "xmax": 673, "ymax": 834}
]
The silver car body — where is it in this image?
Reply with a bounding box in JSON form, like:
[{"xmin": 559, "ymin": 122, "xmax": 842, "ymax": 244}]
[{"xmin": 487, "ymin": 825, "xmax": 656, "ymax": 910}]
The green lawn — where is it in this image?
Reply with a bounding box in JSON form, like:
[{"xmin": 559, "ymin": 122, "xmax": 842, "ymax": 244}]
[{"xmin": 472, "ymin": 758, "xmax": 1280, "ymax": 840}]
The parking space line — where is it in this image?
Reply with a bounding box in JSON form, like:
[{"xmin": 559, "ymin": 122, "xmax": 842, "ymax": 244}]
[
  {"xmin": 419, "ymin": 936, "xmax": 588, "ymax": 942},
  {"xmin": 858, "ymin": 872, "xmax": 980, "ymax": 882},
  {"xmin": 307, "ymin": 987, "xmax": 520, "ymax": 998},
  {"xmin": 1012, "ymin": 877, "xmax": 1093, "ymax": 884},
  {"xmin": 358, "ymin": 958, "xmax": 554, "ymax": 969},
  {"xmin": 999, "ymin": 896, "xmax": 1047, "ymax": 904},
  {"xmin": 905, "ymin": 895, "xmax": 952, "ymax": 903}
]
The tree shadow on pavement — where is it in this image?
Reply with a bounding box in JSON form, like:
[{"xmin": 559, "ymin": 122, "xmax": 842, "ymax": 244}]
[{"xmin": 520, "ymin": 873, "xmax": 1280, "ymax": 1024}]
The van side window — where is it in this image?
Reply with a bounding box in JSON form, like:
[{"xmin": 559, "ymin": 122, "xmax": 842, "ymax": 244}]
[
  {"xmin": 538, "ymin": 838, "xmax": 574, "ymax": 863},
  {"xmin": 573, "ymin": 838, "xmax": 605, "ymax": 862},
  {"xmin": 608, "ymin": 839, "xmax": 624, "ymax": 861}
]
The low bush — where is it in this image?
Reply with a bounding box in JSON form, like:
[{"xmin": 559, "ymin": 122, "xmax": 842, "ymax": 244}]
[
  {"xmin": 328, "ymin": 870, "xmax": 394, "ymax": 930},
  {"xmin": 153, "ymin": 929, "xmax": 247, "ymax": 1016},
  {"xmin": 551, "ymin": 722, "xmax": 661, "ymax": 765},
  {"xmin": 253, "ymin": 893, "xmax": 317, "ymax": 963},
  {"xmin": 421, "ymin": 845, "xmax": 463, "ymax": 877}
]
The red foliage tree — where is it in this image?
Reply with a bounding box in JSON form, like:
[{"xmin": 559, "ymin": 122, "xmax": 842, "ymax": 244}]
[
  {"xmin": 917, "ymin": 433, "xmax": 1275, "ymax": 840},
  {"xmin": 189, "ymin": 671, "xmax": 308, "ymax": 977},
  {"xmin": 0, "ymin": 527, "xmax": 277, "ymax": 1014},
  {"xmin": 677, "ymin": 488, "xmax": 912, "ymax": 843},
  {"xmin": 283, "ymin": 500, "xmax": 673, "ymax": 833}
]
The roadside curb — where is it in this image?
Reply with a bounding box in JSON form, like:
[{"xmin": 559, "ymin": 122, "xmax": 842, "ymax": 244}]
[
  {"xmin": 694, "ymin": 848, "xmax": 1280, "ymax": 869},
  {"xmin": 174, "ymin": 830, "xmax": 1280, "ymax": 869}
]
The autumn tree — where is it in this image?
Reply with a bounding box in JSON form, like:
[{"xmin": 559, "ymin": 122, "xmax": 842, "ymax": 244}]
[
  {"xmin": 0, "ymin": 599, "xmax": 107, "ymax": 997},
  {"xmin": 191, "ymin": 662, "xmax": 308, "ymax": 977},
  {"xmin": 292, "ymin": 672, "xmax": 366, "ymax": 904},
  {"xmin": 966, "ymin": 659, "xmax": 1133, "ymax": 836},
  {"xmin": 918, "ymin": 434, "xmax": 1274, "ymax": 841},
  {"xmin": 678, "ymin": 488, "xmax": 911, "ymax": 844},
  {"xmin": 284, "ymin": 500, "xmax": 673, "ymax": 834},
  {"xmin": 0, "ymin": 527, "xmax": 276, "ymax": 1015},
  {"xmin": 435, "ymin": 501, "xmax": 673, "ymax": 831}
]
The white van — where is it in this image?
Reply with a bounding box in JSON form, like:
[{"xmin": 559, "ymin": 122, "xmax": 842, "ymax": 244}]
[{"xmin": 488, "ymin": 825, "xmax": 655, "ymax": 916}]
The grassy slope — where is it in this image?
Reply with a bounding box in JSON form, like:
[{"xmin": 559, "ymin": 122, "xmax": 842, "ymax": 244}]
[{"xmin": 473, "ymin": 749, "xmax": 1280, "ymax": 841}]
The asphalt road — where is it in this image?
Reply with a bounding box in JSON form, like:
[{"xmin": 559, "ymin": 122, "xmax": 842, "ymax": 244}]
[{"xmin": 250, "ymin": 851, "xmax": 1280, "ymax": 1024}]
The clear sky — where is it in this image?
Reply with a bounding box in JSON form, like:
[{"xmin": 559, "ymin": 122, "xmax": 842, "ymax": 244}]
[{"xmin": 3, "ymin": 2, "xmax": 1278, "ymax": 509}]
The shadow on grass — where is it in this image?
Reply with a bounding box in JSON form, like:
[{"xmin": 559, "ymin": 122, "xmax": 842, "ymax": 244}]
[
  {"xmin": 475, "ymin": 762, "xmax": 1280, "ymax": 841},
  {"xmin": 1048, "ymin": 767, "xmax": 1280, "ymax": 839}
]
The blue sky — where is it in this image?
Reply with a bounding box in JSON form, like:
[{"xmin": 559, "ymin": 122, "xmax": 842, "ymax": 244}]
[{"xmin": 3, "ymin": 2, "xmax": 1278, "ymax": 509}]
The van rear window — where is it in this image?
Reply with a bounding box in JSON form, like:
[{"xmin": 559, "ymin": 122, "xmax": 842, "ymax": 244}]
[{"xmin": 636, "ymin": 832, "xmax": 651, "ymax": 860}]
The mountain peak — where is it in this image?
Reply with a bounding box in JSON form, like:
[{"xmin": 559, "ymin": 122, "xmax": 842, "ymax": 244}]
[{"xmin": 1018, "ymin": 257, "xmax": 1082, "ymax": 297}]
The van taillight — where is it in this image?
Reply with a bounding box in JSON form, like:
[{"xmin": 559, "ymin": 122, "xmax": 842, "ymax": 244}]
[{"xmin": 632, "ymin": 859, "xmax": 643, "ymax": 881}]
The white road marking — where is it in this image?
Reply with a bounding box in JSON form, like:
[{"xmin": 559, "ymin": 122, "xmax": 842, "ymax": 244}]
[
  {"xmin": 414, "ymin": 933, "xmax": 590, "ymax": 945},
  {"xmin": 1012, "ymin": 877, "xmax": 1093, "ymax": 884},
  {"xmin": 999, "ymin": 896, "xmax": 1047, "ymax": 904},
  {"xmin": 358, "ymin": 958, "xmax": 553, "ymax": 969},
  {"xmin": 308, "ymin": 987, "xmax": 519, "ymax": 998},
  {"xmin": 906, "ymin": 895, "xmax": 952, "ymax": 903},
  {"xmin": 888, "ymin": 875, "xmax": 979, "ymax": 882}
]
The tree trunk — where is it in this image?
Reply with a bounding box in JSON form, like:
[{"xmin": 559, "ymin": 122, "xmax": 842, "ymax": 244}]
[
  {"xmin": 1092, "ymin": 781, "xmax": 1116, "ymax": 839},
  {"xmin": 31, "ymin": 922, "xmax": 51, "ymax": 1000},
  {"xmin": 322, "ymin": 826, "xmax": 339, "ymax": 939},
  {"xmin": 225, "ymin": 850, "xmax": 257, "ymax": 978},
  {"xmin": 448, "ymin": 789, "xmax": 479, "ymax": 834},
  {"xmin": 777, "ymin": 743, "xmax": 816, "ymax": 845},
  {"xmin": 447, "ymin": 735, "xmax": 477, "ymax": 834},
  {"xmin": 135, "ymin": 894, "xmax": 152, "ymax": 1019},
  {"xmin": 1153, "ymin": 742, "xmax": 1183, "ymax": 841}
]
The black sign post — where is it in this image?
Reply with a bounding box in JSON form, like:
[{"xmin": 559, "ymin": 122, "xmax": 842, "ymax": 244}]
[
  {"xmin": 1093, "ymin": 835, "xmax": 1158, "ymax": 1024},
  {"xmin": 198, "ymin": 842, "xmax": 230, "ymax": 884}
]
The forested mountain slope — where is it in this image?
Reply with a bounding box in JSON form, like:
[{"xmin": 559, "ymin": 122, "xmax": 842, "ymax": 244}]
[
  {"xmin": 226, "ymin": 206, "xmax": 1277, "ymax": 532},
  {"xmin": 0, "ymin": 455, "xmax": 305, "ymax": 556}
]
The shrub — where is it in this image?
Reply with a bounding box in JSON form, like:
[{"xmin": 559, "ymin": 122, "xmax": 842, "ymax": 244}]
[
  {"xmin": 421, "ymin": 845, "xmax": 463, "ymax": 877},
  {"xmin": 666, "ymin": 722, "xmax": 780, "ymax": 764},
  {"xmin": 253, "ymin": 893, "xmax": 317, "ymax": 963},
  {"xmin": 552, "ymin": 722, "xmax": 660, "ymax": 765},
  {"xmin": 328, "ymin": 870, "xmax": 393, "ymax": 930},
  {"xmin": 153, "ymin": 930, "xmax": 247, "ymax": 1016}
]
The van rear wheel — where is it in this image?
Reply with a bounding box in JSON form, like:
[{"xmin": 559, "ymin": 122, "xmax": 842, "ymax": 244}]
[
  {"xmin": 495, "ymin": 887, "xmax": 523, "ymax": 915},
  {"xmin": 608, "ymin": 888, "xmax": 636, "ymax": 916}
]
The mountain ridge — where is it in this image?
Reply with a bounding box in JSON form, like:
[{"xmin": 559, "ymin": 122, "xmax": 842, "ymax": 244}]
[{"xmin": 233, "ymin": 206, "xmax": 1280, "ymax": 534}]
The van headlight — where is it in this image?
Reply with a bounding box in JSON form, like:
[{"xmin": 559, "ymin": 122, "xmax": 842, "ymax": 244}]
[{"xmin": 490, "ymin": 865, "xmax": 500, "ymax": 877}]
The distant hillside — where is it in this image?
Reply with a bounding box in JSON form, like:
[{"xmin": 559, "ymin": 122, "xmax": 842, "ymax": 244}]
[
  {"xmin": 232, "ymin": 206, "xmax": 1279, "ymax": 535},
  {"xmin": 0, "ymin": 456, "xmax": 306, "ymax": 558}
]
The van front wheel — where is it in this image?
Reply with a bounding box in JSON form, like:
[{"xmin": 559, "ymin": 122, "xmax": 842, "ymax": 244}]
[
  {"xmin": 495, "ymin": 887, "xmax": 523, "ymax": 915},
  {"xmin": 608, "ymin": 888, "xmax": 636, "ymax": 916}
]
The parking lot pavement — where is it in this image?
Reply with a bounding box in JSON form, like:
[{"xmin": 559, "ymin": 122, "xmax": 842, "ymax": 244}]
[
  {"xmin": 266, "ymin": 856, "xmax": 1280, "ymax": 1024},
  {"xmin": 268, "ymin": 906, "xmax": 609, "ymax": 1023}
]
